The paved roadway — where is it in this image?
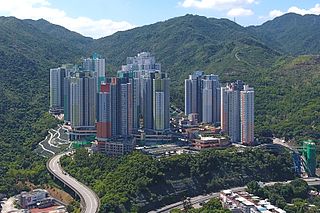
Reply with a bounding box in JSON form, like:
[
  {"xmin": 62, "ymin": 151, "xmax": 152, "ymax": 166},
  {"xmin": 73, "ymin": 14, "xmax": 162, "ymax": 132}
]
[
  {"xmin": 47, "ymin": 153, "xmax": 100, "ymax": 213},
  {"xmin": 150, "ymin": 178, "xmax": 320, "ymax": 213},
  {"xmin": 150, "ymin": 186, "xmax": 246, "ymax": 213},
  {"xmin": 38, "ymin": 125, "xmax": 70, "ymax": 157},
  {"xmin": 272, "ymin": 138, "xmax": 308, "ymax": 175},
  {"xmin": 273, "ymin": 138, "xmax": 299, "ymax": 152}
]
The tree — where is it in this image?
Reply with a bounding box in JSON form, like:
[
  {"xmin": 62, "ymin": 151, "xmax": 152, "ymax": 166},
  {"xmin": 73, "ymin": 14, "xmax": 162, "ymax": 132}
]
[
  {"xmin": 183, "ymin": 197, "xmax": 192, "ymax": 212},
  {"xmin": 246, "ymin": 181, "xmax": 260, "ymax": 194}
]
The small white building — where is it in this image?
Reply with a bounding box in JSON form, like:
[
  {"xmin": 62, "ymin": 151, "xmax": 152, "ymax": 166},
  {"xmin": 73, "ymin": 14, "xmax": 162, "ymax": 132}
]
[{"xmin": 18, "ymin": 189, "xmax": 48, "ymax": 209}]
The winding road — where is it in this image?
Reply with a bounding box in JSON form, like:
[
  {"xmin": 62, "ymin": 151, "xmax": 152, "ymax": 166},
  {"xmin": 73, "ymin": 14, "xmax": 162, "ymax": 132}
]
[
  {"xmin": 47, "ymin": 153, "xmax": 100, "ymax": 213},
  {"xmin": 37, "ymin": 125, "xmax": 70, "ymax": 157}
]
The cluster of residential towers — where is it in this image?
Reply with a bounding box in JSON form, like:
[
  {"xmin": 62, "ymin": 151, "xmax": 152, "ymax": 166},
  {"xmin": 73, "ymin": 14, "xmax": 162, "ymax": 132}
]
[
  {"xmin": 185, "ymin": 71, "xmax": 255, "ymax": 144},
  {"xmin": 50, "ymin": 52, "xmax": 255, "ymax": 155},
  {"xmin": 50, "ymin": 52, "xmax": 170, "ymax": 155}
]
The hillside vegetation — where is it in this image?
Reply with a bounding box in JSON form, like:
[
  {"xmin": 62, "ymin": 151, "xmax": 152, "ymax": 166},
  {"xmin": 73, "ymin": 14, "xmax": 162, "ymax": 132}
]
[
  {"xmin": 247, "ymin": 179, "xmax": 320, "ymax": 212},
  {"xmin": 0, "ymin": 13, "xmax": 319, "ymax": 197},
  {"xmin": 249, "ymin": 13, "xmax": 320, "ymax": 55},
  {"xmin": 90, "ymin": 14, "xmax": 320, "ymax": 141},
  {"xmin": 0, "ymin": 16, "xmax": 84, "ymax": 195},
  {"xmin": 61, "ymin": 148, "xmax": 295, "ymax": 212}
]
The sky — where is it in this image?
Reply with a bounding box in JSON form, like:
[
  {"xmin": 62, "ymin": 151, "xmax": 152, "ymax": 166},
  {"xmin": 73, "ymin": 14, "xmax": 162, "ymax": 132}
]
[{"xmin": 0, "ymin": 0, "xmax": 319, "ymax": 39}]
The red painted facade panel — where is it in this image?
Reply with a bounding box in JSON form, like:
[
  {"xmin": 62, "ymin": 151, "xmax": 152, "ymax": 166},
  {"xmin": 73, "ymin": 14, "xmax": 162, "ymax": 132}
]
[
  {"xmin": 111, "ymin": 77, "xmax": 117, "ymax": 84},
  {"xmin": 100, "ymin": 83, "xmax": 110, "ymax": 93},
  {"xmin": 96, "ymin": 122, "xmax": 111, "ymax": 138}
]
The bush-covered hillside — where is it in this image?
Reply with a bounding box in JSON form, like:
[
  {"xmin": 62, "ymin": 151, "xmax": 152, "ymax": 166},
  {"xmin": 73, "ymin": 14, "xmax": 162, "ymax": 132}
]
[
  {"xmin": 247, "ymin": 179, "xmax": 320, "ymax": 212},
  {"xmin": 0, "ymin": 16, "xmax": 85, "ymax": 195},
  {"xmin": 0, "ymin": 12, "xmax": 319, "ymax": 197},
  {"xmin": 61, "ymin": 148, "xmax": 295, "ymax": 212},
  {"xmin": 90, "ymin": 14, "xmax": 320, "ymax": 141}
]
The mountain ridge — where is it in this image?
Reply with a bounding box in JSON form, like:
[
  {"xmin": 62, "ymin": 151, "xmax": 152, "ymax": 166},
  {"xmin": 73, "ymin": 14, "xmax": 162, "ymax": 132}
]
[
  {"xmin": 0, "ymin": 13, "xmax": 319, "ymax": 146},
  {"xmin": 249, "ymin": 13, "xmax": 320, "ymax": 55},
  {"xmin": 24, "ymin": 18, "xmax": 93, "ymax": 49},
  {"xmin": 0, "ymin": 11, "xmax": 320, "ymax": 199}
]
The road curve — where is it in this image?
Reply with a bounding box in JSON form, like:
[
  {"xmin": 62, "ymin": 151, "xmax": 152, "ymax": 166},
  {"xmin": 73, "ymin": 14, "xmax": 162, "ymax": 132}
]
[{"xmin": 47, "ymin": 153, "xmax": 100, "ymax": 213}]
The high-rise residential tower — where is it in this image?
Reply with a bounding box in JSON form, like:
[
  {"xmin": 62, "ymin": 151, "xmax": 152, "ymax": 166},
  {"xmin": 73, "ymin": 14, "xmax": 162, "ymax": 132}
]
[
  {"xmin": 83, "ymin": 54, "xmax": 106, "ymax": 92},
  {"xmin": 221, "ymin": 84, "xmax": 241, "ymax": 143},
  {"xmin": 64, "ymin": 71, "xmax": 97, "ymax": 136},
  {"xmin": 140, "ymin": 77, "xmax": 153, "ymax": 130},
  {"xmin": 119, "ymin": 80, "xmax": 133, "ymax": 136},
  {"xmin": 153, "ymin": 72, "xmax": 170, "ymax": 131},
  {"xmin": 50, "ymin": 67, "xmax": 66, "ymax": 114},
  {"xmin": 96, "ymin": 83, "xmax": 112, "ymax": 140},
  {"xmin": 202, "ymin": 74, "xmax": 220, "ymax": 124},
  {"xmin": 120, "ymin": 52, "xmax": 161, "ymax": 76},
  {"xmin": 240, "ymin": 85, "xmax": 254, "ymax": 145},
  {"xmin": 96, "ymin": 77, "xmax": 134, "ymax": 140},
  {"xmin": 117, "ymin": 52, "xmax": 169, "ymax": 133},
  {"xmin": 221, "ymin": 81, "xmax": 254, "ymax": 144},
  {"xmin": 185, "ymin": 71, "xmax": 204, "ymax": 119},
  {"xmin": 95, "ymin": 77, "xmax": 135, "ymax": 156},
  {"xmin": 185, "ymin": 72, "xmax": 221, "ymax": 125}
]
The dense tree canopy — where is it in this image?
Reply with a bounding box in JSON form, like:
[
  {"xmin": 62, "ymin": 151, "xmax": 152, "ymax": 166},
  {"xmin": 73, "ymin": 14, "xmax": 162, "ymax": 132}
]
[
  {"xmin": 247, "ymin": 179, "xmax": 320, "ymax": 213},
  {"xmin": 0, "ymin": 12, "xmax": 319, "ymax": 209},
  {"xmin": 61, "ymin": 148, "xmax": 295, "ymax": 212},
  {"xmin": 170, "ymin": 198, "xmax": 231, "ymax": 213}
]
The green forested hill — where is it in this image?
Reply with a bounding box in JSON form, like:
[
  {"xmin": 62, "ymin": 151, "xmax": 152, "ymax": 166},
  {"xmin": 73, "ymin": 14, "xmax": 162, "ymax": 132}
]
[
  {"xmin": 0, "ymin": 13, "xmax": 319, "ymax": 195},
  {"xmin": 24, "ymin": 18, "xmax": 93, "ymax": 50},
  {"xmin": 91, "ymin": 14, "xmax": 281, "ymax": 109},
  {"xmin": 61, "ymin": 148, "xmax": 294, "ymax": 212},
  {"xmin": 0, "ymin": 16, "xmax": 87, "ymax": 194},
  {"xmin": 249, "ymin": 13, "xmax": 320, "ymax": 55},
  {"xmin": 0, "ymin": 16, "xmax": 87, "ymax": 62},
  {"xmin": 91, "ymin": 14, "xmax": 319, "ymax": 140}
]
